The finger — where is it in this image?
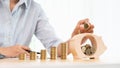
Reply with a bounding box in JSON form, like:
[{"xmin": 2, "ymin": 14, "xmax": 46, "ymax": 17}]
[
  {"xmin": 21, "ymin": 46, "xmax": 30, "ymax": 51},
  {"xmin": 87, "ymin": 24, "xmax": 94, "ymax": 30},
  {"xmin": 21, "ymin": 46, "xmax": 30, "ymax": 56},
  {"xmin": 81, "ymin": 28, "xmax": 94, "ymax": 33},
  {"xmin": 89, "ymin": 24, "xmax": 94, "ymax": 29},
  {"xmin": 79, "ymin": 24, "xmax": 85, "ymax": 31},
  {"xmin": 84, "ymin": 24, "xmax": 94, "ymax": 31},
  {"xmin": 87, "ymin": 29, "xmax": 94, "ymax": 33},
  {"xmin": 23, "ymin": 50, "xmax": 30, "ymax": 56},
  {"xmin": 15, "ymin": 44, "xmax": 30, "ymax": 50},
  {"xmin": 19, "ymin": 49, "xmax": 30, "ymax": 56},
  {"xmin": 84, "ymin": 23, "xmax": 91, "ymax": 30},
  {"xmin": 79, "ymin": 24, "xmax": 90, "ymax": 33},
  {"xmin": 78, "ymin": 18, "xmax": 89, "ymax": 25}
]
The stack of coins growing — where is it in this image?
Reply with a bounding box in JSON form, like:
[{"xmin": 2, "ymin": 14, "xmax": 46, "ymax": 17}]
[
  {"xmin": 40, "ymin": 50, "xmax": 46, "ymax": 60},
  {"xmin": 30, "ymin": 52, "xmax": 36, "ymax": 60},
  {"xmin": 81, "ymin": 44, "xmax": 96, "ymax": 56},
  {"xmin": 50, "ymin": 47, "xmax": 57, "ymax": 60},
  {"xmin": 61, "ymin": 42, "xmax": 67, "ymax": 60},
  {"xmin": 19, "ymin": 53, "xmax": 26, "ymax": 60}
]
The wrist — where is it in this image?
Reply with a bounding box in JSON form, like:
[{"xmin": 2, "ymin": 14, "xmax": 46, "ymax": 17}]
[{"xmin": 0, "ymin": 47, "xmax": 6, "ymax": 59}]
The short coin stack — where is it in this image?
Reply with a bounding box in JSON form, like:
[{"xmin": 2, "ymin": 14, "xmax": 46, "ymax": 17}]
[
  {"xmin": 61, "ymin": 42, "xmax": 67, "ymax": 60},
  {"xmin": 40, "ymin": 50, "xmax": 46, "ymax": 60},
  {"xmin": 30, "ymin": 52, "xmax": 37, "ymax": 60},
  {"xmin": 50, "ymin": 47, "xmax": 57, "ymax": 60},
  {"xmin": 81, "ymin": 44, "xmax": 96, "ymax": 56},
  {"xmin": 19, "ymin": 53, "xmax": 26, "ymax": 60}
]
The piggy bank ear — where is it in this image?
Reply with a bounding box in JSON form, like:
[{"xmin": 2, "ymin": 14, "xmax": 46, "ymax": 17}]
[{"xmin": 69, "ymin": 33, "xmax": 107, "ymax": 60}]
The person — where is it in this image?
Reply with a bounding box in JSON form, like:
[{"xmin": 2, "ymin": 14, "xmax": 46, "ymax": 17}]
[{"xmin": 0, "ymin": 0, "xmax": 94, "ymax": 58}]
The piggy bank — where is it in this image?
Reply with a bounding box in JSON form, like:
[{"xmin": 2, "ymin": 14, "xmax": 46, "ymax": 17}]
[{"xmin": 69, "ymin": 33, "xmax": 107, "ymax": 59}]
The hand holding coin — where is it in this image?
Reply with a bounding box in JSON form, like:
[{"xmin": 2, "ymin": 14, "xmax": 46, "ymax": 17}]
[{"xmin": 71, "ymin": 18, "xmax": 94, "ymax": 37}]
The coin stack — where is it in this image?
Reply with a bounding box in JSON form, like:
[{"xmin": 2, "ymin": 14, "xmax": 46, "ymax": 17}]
[
  {"xmin": 61, "ymin": 42, "xmax": 67, "ymax": 60},
  {"xmin": 81, "ymin": 44, "xmax": 96, "ymax": 56},
  {"xmin": 50, "ymin": 47, "xmax": 57, "ymax": 60},
  {"xmin": 40, "ymin": 50, "xmax": 46, "ymax": 60},
  {"xmin": 19, "ymin": 53, "xmax": 26, "ymax": 60},
  {"xmin": 30, "ymin": 52, "xmax": 36, "ymax": 60}
]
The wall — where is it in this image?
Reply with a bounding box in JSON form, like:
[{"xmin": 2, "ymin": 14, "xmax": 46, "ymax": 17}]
[{"xmin": 30, "ymin": 0, "xmax": 120, "ymax": 58}]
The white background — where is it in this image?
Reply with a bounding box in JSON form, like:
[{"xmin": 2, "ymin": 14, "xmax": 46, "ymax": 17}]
[{"xmin": 30, "ymin": 0, "xmax": 120, "ymax": 58}]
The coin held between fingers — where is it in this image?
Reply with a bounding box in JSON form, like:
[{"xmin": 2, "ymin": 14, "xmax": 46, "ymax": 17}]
[{"xmin": 78, "ymin": 23, "xmax": 90, "ymax": 33}]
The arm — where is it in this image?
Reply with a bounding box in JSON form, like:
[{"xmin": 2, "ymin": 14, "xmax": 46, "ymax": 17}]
[{"xmin": 34, "ymin": 7, "xmax": 62, "ymax": 55}]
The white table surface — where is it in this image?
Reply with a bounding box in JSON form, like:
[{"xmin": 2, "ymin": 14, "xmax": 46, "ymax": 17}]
[{"xmin": 0, "ymin": 57, "xmax": 120, "ymax": 68}]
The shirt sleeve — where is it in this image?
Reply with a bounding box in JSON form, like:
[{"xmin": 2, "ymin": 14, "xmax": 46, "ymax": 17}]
[{"xmin": 34, "ymin": 7, "xmax": 62, "ymax": 53}]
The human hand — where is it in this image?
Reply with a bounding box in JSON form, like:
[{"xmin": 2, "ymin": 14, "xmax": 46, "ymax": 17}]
[
  {"xmin": 71, "ymin": 18, "xmax": 94, "ymax": 37},
  {"xmin": 0, "ymin": 45, "xmax": 30, "ymax": 58}
]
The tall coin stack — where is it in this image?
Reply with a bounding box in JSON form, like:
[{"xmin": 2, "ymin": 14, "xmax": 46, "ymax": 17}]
[
  {"xmin": 19, "ymin": 53, "xmax": 26, "ymax": 60},
  {"xmin": 30, "ymin": 52, "xmax": 36, "ymax": 60},
  {"xmin": 40, "ymin": 50, "xmax": 46, "ymax": 60},
  {"xmin": 61, "ymin": 42, "xmax": 67, "ymax": 60},
  {"xmin": 50, "ymin": 47, "xmax": 57, "ymax": 60}
]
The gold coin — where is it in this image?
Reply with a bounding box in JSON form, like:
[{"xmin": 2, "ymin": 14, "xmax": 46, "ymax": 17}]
[
  {"xmin": 81, "ymin": 46, "xmax": 86, "ymax": 53},
  {"xmin": 85, "ymin": 44, "xmax": 91, "ymax": 49},
  {"xmin": 84, "ymin": 23, "xmax": 89, "ymax": 29},
  {"xmin": 85, "ymin": 48, "xmax": 91, "ymax": 56},
  {"xmin": 90, "ymin": 47, "xmax": 95, "ymax": 54}
]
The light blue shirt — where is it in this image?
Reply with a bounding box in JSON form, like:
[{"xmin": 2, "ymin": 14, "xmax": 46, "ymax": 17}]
[{"xmin": 0, "ymin": 0, "xmax": 62, "ymax": 51}]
